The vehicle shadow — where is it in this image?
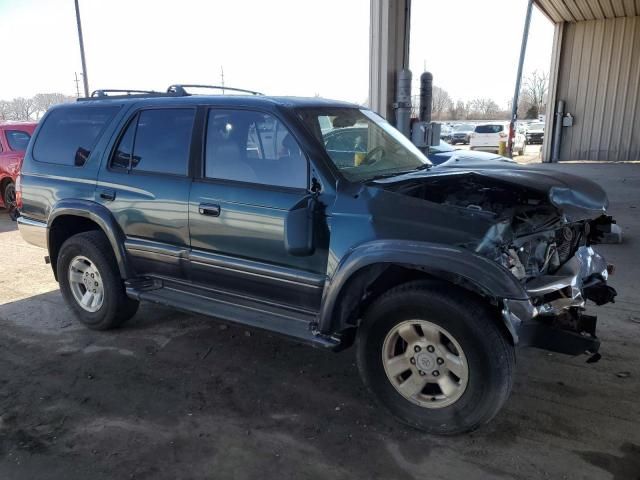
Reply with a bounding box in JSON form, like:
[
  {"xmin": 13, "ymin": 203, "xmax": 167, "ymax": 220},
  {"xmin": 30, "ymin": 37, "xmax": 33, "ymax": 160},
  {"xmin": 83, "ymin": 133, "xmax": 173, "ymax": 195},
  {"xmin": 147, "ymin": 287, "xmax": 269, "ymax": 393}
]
[
  {"xmin": 2, "ymin": 288, "xmax": 639, "ymax": 479},
  {"xmin": 0, "ymin": 210, "xmax": 18, "ymax": 233}
]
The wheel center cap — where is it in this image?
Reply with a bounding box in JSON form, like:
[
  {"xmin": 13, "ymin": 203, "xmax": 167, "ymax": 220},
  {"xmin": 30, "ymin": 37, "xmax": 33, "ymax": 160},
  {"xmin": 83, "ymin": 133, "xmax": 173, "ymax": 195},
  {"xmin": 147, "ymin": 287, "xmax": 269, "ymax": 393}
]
[{"xmin": 415, "ymin": 352, "xmax": 436, "ymax": 372}]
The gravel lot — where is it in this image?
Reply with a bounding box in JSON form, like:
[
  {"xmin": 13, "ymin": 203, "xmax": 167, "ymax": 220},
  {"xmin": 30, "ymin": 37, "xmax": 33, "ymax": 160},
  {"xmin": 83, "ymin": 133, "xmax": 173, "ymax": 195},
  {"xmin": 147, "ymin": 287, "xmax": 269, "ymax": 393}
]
[{"xmin": 0, "ymin": 162, "xmax": 638, "ymax": 480}]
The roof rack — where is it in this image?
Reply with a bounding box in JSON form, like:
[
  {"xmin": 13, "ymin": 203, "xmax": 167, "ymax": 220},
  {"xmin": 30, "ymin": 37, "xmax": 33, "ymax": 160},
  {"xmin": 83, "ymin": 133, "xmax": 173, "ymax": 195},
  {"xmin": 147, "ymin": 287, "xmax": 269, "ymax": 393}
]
[
  {"xmin": 91, "ymin": 89, "xmax": 161, "ymax": 97},
  {"xmin": 167, "ymin": 84, "xmax": 264, "ymax": 96},
  {"xmin": 78, "ymin": 84, "xmax": 265, "ymax": 102}
]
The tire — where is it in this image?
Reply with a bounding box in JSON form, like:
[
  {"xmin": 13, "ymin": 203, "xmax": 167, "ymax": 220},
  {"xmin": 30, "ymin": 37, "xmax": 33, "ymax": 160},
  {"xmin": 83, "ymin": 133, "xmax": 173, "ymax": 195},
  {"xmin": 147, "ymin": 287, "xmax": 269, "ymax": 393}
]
[
  {"xmin": 2, "ymin": 182, "xmax": 16, "ymax": 219},
  {"xmin": 57, "ymin": 231, "xmax": 139, "ymax": 330},
  {"xmin": 356, "ymin": 281, "xmax": 515, "ymax": 435}
]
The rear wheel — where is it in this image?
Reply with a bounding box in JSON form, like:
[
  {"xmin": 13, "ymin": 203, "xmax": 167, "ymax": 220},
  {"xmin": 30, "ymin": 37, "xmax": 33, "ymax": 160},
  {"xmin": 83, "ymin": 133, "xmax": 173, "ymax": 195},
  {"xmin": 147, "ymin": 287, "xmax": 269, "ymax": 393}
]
[
  {"xmin": 3, "ymin": 181, "xmax": 16, "ymax": 217},
  {"xmin": 58, "ymin": 231, "xmax": 138, "ymax": 330},
  {"xmin": 356, "ymin": 281, "xmax": 515, "ymax": 435}
]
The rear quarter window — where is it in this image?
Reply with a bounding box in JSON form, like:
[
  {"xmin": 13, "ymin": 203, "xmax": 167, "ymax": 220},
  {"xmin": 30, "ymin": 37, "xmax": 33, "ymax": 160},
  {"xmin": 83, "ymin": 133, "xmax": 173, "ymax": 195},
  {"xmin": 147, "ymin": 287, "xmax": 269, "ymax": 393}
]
[
  {"xmin": 475, "ymin": 124, "xmax": 504, "ymax": 134},
  {"xmin": 6, "ymin": 130, "xmax": 32, "ymax": 151},
  {"xmin": 32, "ymin": 106, "xmax": 119, "ymax": 166}
]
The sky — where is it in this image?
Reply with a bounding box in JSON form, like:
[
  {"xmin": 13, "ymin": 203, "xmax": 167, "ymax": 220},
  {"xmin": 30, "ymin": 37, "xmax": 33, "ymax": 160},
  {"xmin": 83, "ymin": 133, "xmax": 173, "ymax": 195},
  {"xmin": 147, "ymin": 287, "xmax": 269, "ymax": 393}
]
[{"xmin": 0, "ymin": 0, "xmax": 554, "ymax": 108}]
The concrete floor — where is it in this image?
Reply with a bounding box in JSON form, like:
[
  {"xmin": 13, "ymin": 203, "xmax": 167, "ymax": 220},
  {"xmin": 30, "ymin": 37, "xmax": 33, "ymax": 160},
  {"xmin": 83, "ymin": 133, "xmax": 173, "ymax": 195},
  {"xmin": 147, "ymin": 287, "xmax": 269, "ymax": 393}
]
[{"xmin": 0, "ymin": 163, "xmax": 638, "ymax": 480}]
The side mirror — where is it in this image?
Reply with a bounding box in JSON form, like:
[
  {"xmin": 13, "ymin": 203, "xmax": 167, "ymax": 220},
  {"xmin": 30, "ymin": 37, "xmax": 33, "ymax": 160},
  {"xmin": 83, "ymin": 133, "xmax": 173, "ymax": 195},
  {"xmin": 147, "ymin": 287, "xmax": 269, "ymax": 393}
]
[{"xmin": 285, "ymin": 195, "xmax": 316, "ymax": 256}]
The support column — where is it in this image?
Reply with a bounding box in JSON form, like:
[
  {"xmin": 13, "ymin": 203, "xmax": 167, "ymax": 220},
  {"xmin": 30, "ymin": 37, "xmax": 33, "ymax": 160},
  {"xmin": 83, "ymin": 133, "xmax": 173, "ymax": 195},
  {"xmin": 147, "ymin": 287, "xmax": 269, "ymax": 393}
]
[{"xmin": 369, "ymin": 0, "xmax": 411, "ymax": 122}]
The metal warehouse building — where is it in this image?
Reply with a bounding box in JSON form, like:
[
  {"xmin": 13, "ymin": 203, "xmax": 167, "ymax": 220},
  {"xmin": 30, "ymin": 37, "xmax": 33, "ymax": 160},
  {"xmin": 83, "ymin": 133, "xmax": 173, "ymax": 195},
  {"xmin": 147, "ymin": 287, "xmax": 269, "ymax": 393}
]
[{"xmin": 537, "ymin": 0, "xmax": 640, "ymax": 162}]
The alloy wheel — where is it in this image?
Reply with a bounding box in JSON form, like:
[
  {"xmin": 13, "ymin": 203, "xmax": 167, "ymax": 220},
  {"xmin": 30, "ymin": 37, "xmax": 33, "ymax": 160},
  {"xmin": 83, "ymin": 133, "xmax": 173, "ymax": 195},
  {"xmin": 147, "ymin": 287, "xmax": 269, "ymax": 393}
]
[{"xmin": 382, "ymin": 319, "xmax": 469, "ymax": 408}]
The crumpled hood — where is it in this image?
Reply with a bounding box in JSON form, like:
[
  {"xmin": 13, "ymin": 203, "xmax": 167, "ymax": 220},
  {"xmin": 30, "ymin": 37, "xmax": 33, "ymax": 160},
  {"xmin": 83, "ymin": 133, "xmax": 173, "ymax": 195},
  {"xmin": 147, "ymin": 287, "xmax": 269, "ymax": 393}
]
[{"xmin": 374, "ymin": 165, "xmax": 609, "ymax": 221}]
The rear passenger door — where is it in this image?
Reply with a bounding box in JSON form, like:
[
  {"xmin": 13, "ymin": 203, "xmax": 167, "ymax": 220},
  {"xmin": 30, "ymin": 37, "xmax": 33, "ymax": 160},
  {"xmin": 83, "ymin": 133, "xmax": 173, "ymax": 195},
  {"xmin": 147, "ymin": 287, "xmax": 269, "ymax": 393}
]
[
  {"xmin": 97, "ymin": 107, "xmax": 195, "ymax": 279},
  {"xmin": 188, "ymin": 108, "xmax": 328, "ymax": 310}
]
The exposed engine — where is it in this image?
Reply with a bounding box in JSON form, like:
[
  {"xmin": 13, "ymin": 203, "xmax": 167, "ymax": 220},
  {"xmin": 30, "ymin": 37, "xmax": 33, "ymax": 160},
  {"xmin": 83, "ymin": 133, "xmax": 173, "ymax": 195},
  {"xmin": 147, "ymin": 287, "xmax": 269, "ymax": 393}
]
[{"xmin": 392, "ymin": 173, "xmax": 617, "ymax": 312}]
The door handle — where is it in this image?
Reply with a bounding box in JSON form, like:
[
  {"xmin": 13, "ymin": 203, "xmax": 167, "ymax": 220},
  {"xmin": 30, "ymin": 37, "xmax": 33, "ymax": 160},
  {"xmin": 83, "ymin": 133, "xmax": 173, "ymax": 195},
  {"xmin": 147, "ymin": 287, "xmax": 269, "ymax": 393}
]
[
  {"xmin": 99, "ymin": 189, "xmax": 116, "ymax": 201},
  {"xmin": 198, "ymin": 203, "xmax": 221, "ymax": 217}
]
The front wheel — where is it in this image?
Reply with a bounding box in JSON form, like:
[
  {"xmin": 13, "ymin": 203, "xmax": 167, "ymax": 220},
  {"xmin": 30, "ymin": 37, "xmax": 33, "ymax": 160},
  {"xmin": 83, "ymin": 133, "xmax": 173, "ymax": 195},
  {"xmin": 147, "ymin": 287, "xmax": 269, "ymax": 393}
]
[
  {"xmin": 58, "ymin": 231, "xmax": 139, "ymax": 330},
  {"xmin": 356, "ymin": 281, "xmax": 515, "ymax": 435}
]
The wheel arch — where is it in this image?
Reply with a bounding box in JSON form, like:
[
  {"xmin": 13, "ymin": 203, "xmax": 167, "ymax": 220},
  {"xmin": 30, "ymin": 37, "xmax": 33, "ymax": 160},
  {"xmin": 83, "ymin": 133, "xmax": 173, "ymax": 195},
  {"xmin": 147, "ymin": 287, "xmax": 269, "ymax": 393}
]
[
  {"xmin": 319, "ymin": 240, "xmax": 528, "ymax": 347},
  {"xmin": 48, "ymin": 200, "xmax": 132, "ymax": 280}
]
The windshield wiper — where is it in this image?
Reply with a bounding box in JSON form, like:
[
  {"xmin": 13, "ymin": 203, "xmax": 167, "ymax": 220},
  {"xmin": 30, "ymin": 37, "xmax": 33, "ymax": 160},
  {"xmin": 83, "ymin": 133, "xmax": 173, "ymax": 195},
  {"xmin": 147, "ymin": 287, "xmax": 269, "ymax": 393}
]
[{"xmin": 366, "ymin": 164, "xmax": 432, "ymax": 182}]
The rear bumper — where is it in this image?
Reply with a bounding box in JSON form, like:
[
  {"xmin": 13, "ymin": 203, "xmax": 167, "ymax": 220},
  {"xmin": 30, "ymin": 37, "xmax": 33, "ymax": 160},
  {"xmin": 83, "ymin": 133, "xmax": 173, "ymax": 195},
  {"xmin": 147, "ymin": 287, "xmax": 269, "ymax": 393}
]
[{"xmin": 17, "ymin": 216, "xmax": 47, "ymax": 249}]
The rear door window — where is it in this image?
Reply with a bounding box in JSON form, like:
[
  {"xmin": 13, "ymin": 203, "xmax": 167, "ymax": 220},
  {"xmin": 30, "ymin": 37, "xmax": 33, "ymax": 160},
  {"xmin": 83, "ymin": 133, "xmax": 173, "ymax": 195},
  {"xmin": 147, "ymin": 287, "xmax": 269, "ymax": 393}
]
[
  {"xmin": 110, "ymin": 108, "xmax": 195, "ymax": 176},
  {"xmin": 475, "ymin": 124, "xmax": 504, "ymax": 134},
  {"xmin": 33, "ymin": 106, "xmax": 119, "ymax": 166},
  {"xmin": 6, "ymin": 130, "xmax": 32, "ymax": 151}
]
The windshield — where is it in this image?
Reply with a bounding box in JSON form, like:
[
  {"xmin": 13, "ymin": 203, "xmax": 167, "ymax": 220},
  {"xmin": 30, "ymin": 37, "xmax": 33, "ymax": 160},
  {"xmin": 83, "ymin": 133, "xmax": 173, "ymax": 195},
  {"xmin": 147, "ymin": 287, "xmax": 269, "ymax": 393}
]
[
  {"xmin": 529, "ymin": 123, "xmax": 545, "ymax": 130},
  {"xmin": 454, "ymin": 124, "xmax": 473, "ymax": 132},
  {"xmin": 297, "ymin": 107, "xmax": 430, "ymax": 182}
]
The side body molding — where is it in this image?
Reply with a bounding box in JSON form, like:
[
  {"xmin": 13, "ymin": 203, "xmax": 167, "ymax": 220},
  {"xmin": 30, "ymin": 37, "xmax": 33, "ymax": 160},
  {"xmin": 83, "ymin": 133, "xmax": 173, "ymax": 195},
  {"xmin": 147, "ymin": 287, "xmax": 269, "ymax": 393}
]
[
  {"xmin": 318, "ymin": 240, "xmax": 529, "ymax": 333},
  {"xmin": 48, "ymin": 199, "xmax": 132, "ymax": 279}
]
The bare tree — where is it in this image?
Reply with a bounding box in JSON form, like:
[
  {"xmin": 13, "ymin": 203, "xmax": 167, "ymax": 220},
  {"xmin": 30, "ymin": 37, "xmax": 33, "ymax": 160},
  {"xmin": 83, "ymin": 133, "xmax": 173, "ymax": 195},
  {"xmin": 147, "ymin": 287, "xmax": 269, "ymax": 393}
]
[
  {"xmin": 7, "ymin": 97, "xmax": 37, "ymax": 121},
  {"xmin": 0, "ymin": 101, "xmax": 11, "ymax": 121},
  {"xmin": 448, "ymin": 100, "xmax": 469, "ymax": 120},
  {"xmin": 522, "ymin": 70, "xmax": 549, "ymax": 114},
  {"xmin": 431, "ymin": 86, "xmax": 453, "ymax": 120},
  {"xmin": 410, "ymin": 85, "xmax": 452, "ymax": 120},
  {"xmin": 467, "ymin": 98, "xmax": 501, "ymax": 119},
  {"xmin": 34, "ymin": 93, "xmax": 73, "ymax": 117}
]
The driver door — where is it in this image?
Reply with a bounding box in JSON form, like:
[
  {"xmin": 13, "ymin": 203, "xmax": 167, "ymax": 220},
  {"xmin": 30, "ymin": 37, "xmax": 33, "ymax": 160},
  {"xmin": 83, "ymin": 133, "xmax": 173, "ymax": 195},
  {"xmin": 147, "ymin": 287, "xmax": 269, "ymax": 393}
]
[{"xmin": 188, "ymin": 108, "xmax": 329, "ymax": 310}]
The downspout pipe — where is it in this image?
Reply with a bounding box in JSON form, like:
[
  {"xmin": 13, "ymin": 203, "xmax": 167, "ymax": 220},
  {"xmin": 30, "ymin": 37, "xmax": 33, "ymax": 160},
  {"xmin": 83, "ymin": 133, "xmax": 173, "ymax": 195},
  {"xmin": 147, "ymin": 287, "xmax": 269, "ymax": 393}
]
[{"xmin": 507, "ymin": 0, "xmax": 534, "ymax": 157}]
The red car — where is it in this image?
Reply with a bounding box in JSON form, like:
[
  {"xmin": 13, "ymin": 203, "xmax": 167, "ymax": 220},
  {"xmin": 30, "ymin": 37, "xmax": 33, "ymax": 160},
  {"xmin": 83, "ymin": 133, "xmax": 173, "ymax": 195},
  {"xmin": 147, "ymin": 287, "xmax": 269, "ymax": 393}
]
[{"xmin": 0, "ymin": 122, "xmax": 37, "ymax": 217}]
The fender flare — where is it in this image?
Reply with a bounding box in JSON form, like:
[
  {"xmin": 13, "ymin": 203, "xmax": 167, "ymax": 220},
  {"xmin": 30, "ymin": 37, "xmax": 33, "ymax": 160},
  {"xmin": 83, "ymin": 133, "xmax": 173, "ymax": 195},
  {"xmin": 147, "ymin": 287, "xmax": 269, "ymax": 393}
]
[
  {"xmin": 318, "ymin": 239, "xmax": 529, "ymax": 334},
  {"xmin": 48, "ymin": 199, "xmax": 132, "ymax": 279}
]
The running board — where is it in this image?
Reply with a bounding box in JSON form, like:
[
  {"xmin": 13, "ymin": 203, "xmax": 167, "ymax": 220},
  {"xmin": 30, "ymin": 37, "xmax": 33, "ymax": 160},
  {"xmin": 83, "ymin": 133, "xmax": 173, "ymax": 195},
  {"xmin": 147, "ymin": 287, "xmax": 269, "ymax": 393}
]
[{"xmin": 125, "ymin": 279, "xmax": 339, "ymax": 349}]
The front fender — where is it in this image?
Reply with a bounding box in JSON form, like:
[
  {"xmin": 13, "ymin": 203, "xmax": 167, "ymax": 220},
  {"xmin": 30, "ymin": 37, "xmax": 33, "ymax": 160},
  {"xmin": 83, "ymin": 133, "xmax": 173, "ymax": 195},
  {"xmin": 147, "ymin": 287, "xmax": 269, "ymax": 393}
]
[
  {"xmin": 318, "ymin": 239, "xmax": 529, "ymax": 334},
  {"xmin": 48, "ymin": 199, "xmax": 132, "ymax": 279}
]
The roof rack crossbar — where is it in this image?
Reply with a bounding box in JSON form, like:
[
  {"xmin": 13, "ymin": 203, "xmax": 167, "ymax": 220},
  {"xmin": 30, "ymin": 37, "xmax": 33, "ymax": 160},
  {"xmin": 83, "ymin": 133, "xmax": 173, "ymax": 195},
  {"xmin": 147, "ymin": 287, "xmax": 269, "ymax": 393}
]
[
  {"xmin": 167, "ymin": 84, "xmax": 264, "ymax": 96},
  {"xmin": 91, "ymin": 89, "xmax": 161, "ymax": 97}
]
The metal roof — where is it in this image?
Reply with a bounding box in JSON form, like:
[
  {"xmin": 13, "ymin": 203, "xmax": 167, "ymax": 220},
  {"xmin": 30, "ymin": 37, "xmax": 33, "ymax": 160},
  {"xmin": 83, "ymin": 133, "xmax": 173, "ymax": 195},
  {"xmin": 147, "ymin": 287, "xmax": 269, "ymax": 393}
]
[{"xmin": 535, "ymin": 0, "xmax": 640, "ymax": 22}]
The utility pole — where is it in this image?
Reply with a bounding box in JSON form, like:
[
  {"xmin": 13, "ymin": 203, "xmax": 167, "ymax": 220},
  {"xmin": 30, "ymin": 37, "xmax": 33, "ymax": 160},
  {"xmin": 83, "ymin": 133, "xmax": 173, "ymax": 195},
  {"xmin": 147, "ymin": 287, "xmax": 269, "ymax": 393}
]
[
  {"xmin": 74, "ymin": 0, "xmax": 90, "ymax": 97},
  {"xmin": 74, "ymin": 72, "xmax": 81, "ymax": 98},
  {"xmin": 507, "ymin": 0, "xmax": 533, "ymax": 158}
]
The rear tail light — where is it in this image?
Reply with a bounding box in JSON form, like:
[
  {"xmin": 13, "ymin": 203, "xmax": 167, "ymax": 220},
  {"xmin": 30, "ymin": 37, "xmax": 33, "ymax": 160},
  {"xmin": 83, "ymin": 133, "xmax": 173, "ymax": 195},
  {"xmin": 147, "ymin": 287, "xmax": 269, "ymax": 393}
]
[{"xmin": 15, "ymin": 174, "xmax": 22, "ymax": 211}]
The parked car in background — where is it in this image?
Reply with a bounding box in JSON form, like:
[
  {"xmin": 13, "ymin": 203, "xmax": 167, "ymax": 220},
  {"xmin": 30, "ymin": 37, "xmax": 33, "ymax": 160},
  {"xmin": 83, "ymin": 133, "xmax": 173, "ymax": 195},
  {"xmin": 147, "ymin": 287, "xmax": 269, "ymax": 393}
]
[
  {"xmin": 0, "ymin": 122, "xmax": 37, "ymax": 217},
  {"xmin": 470, "ymin": 123, "xmax": 526, "ymax": 155},
  {"xmin": 525, "ymin": 122, "xmax": 545, "ymax": 145},
  {"xmin": 450, "ymin": 123, "xmax": 474, "ymax": 145},
  {"xmin": 439, "ymin": 123, "xmax": 453, "ymax": 142},
  {"xmin": 17, "ymin": 87, "xmax": 617, "ymax": 435},
  {"xmin": 325, "ymin": 129, "xmax": 511, "ymax": 166}
]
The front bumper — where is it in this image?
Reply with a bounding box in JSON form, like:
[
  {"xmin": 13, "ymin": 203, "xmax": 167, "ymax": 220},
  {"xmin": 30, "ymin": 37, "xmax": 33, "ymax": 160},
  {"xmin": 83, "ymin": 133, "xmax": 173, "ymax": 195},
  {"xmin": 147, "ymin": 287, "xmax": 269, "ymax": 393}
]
[
  {"xmin": 17, "ymin": 216, "xmax": 47, "ymax": 249},
  {"xmin": 502, "ymin": 246, "xmax": 615, "ymax": 356}
]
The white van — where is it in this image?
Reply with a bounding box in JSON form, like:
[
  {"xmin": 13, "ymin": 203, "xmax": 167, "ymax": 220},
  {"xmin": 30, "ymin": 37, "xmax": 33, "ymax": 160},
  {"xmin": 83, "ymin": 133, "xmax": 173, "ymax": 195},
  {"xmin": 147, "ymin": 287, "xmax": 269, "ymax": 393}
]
[{"xmin": 470, "ymin": 123, "xmax": 526, "ymax": 155}]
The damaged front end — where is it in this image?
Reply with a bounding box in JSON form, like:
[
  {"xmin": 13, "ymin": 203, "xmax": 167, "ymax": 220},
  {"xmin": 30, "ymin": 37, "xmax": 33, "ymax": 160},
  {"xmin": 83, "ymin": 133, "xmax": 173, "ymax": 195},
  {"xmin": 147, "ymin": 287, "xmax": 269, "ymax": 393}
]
[
  {"xmin": 387, "ymin": 169, "xmax": 618, "ymax": 357},
  {"xmin": 467, "ymin": 174, "xmax": 618, "ymax": 357}
]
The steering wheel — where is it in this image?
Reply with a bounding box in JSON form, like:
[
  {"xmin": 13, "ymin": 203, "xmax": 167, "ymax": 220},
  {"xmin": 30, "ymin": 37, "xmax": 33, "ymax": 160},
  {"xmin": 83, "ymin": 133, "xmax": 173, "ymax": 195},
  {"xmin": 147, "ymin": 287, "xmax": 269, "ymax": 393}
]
[{"xmin": 362, "ymin": 146, "xmax": 385, "ymax": 165}]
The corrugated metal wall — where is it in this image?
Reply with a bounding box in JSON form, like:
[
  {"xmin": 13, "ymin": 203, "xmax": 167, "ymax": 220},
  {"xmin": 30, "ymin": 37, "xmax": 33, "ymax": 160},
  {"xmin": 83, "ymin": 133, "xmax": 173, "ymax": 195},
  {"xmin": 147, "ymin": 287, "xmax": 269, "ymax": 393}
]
[{"xmin": 556, "ymin": 15, "xmax": 640, "ymax": 160}]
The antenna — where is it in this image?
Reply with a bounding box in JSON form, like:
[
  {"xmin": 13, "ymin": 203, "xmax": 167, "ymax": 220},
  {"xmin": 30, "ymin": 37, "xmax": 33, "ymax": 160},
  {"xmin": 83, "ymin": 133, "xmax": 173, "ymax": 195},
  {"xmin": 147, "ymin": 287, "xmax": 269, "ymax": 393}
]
[{"xmin": 220, "ymin": 66, "xmax": 225, "ymax": 95}]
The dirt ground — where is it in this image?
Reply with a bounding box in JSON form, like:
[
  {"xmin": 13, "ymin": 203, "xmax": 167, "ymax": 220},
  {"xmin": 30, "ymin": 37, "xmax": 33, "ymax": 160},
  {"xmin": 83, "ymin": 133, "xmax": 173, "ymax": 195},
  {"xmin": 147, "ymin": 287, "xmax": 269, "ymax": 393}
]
[{"xmin": 0, "ymin": 162, "xmax": 639, "ymax": 480}]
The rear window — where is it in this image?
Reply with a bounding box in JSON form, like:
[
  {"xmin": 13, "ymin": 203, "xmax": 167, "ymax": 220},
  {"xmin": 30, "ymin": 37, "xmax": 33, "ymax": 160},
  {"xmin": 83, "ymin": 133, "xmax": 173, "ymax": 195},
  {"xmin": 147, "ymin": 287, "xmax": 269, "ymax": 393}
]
[
  {"xmin": 33, "ymin": 106, "xmax": 119, "ymax": 166},
  {"xmin": 475, "ymin": 124, "xmax": 504, "ymax": 134},
  {"xmin": 6, "ymin": 130, "xmax": 32, "ymax": 151}
]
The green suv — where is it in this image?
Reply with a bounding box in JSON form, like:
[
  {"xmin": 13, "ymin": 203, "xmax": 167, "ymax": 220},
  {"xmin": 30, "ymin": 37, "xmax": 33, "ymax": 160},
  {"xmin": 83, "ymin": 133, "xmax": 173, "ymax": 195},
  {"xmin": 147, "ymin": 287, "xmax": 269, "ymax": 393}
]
[{"xmin": 17, "ymin": 85, "xmax": 617, "ymax": 434}]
